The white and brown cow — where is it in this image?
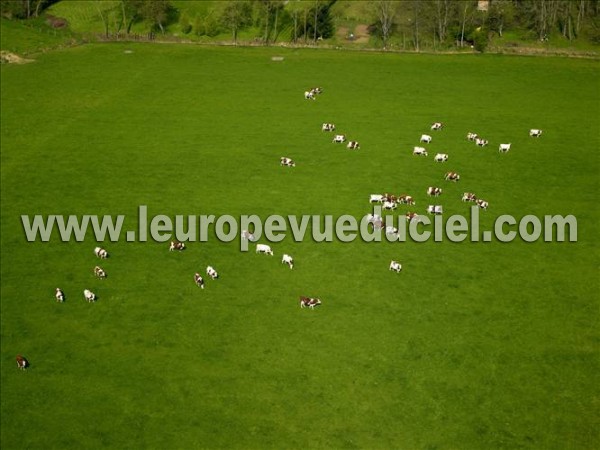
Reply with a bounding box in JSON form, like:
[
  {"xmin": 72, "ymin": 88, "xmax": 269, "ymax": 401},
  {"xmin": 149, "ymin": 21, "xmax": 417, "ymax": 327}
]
[
  {"xmin": 397, "ymin": 194, "xmax": 415, "ymax": 205},
  {"xmin": 462, "ymin": 192, "xmax": 477, "ymax": 202},
  {"xmin": 322, "ymin": 123, "xmax": 335, "ymax": 132},
  {"xmin": 94, "ymin": 247, "xmax": 108, "ymax": 258},
  {"xmin": 475, "ymin": 138, "xmax": 489, "ymax": 147},
  {"xmin": 256, "ymin": 244, "xmax": 274, "ymax": 255},
  {"xmin": 55, "ymin": 288, "xmax": 65, "ymax": 302},
  {"xmin": 529, "ymin": 129, "xmax": 543, "ymax": 137},
  {"xmin": 94, "ymin": 266, "xmax": 106, "ymax": 279},
  {"xmin": 389, "ymin": 260, "xmax": 402, "ymax": 273},
  {"xmin": 431, "ymin": 122, "xmax": 443, "ymax": 130},
  {"xmin": 427, "ymin": 186, "xmax": 442, "ymax": 197},
  {"xmin": 16, "ymin": 354, "xmax": 29, "ymax": 370},
  {"xmin": 434, "ymin": 153, "xmax": 448, "ymax": 162},
  {"xmin": 413, "ymin": 146, "xmax": 428, "ymax": 156},
  {"xmin": 241, "ymin": 230, "xmax": 256, "ymax": 241},
  {"xmin": 280, "ymin": 157, "xmax": 296, "ymax": 167},
  {"xmin": 420, "ymin": 134, "xmax": 432, "ymax": 143},
  {"xmin": 467, "ymin": 132, "xmax": 478, "ymax": 141},
  {"xmin": 499, "ymin": 143, "xmax": 511, "ymax": 153},
  {"xmin": 169, "ymin": 240, "xmax": 185, "ymax": 251},
  {"xmin": 369, "ymin": 194, "xmax": 384, "ymax": 204},
  {"xmin": 83, "ymin": 289, "xmax": 96, "ymax": 302},
  {"xmin": 332, "ymin": 134, "xmax": 346, "ymax": 143},
  {"xmin": 445, "ymin": 171, "xmax": 460, "ymax": 182},
  {"xmin": 382, "ymin": 201, "xmax": 397, "ymax": 211},
  {"xmin": 206, "ymin": 266, "xmax": 218, "ymax": 280},
  {"xmin": 282, "ymin": 254, "xmax": 294, "ymax": 269},
  {"xmin": 427, "ymin": 205, "xmax": 443, "ymax": 215},
  {"xmin": 405, "ymin": 212, "xmax": 419, "ymax": 222},
  {"xmin": 300, "ymin": 296, "xmax": 321, "ymax": 309},
  {"xmin": 347, "ymin": 141, "xmax": 360, "ymax": 150},
  {"xmin": 476, "ymin": 199, "xmax": 489, "ymax": 210},
  {"xmin": 194, "ymin": 273, "xmax": 204, "ymax": 289}
]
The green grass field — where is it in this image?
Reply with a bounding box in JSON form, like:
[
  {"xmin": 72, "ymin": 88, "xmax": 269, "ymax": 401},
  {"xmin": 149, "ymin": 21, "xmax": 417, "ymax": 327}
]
[{"xmin": 1, "ymin": 44, "xmax": 598, "ymax": 449}]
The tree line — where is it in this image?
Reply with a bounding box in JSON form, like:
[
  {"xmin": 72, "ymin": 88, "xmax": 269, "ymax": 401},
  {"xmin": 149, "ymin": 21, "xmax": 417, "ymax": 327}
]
[{"xmin": 2, "ymin": 0, "xmax": 599, "ymax": 50}]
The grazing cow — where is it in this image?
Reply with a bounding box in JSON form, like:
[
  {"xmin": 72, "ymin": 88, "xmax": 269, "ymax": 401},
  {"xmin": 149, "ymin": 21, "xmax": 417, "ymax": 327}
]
[
  {"xmin": 420, "ymin": 134, "xmax": 432, "ymax": 143},
  {"xmin": 367, "ymin": 214, "xmax": 384, "ymax": 230},
  {"xmin": 475, "ymin": 138, "xmax": 488, "ymax": 147},
  {"xmin": 369, "ymin": 194, "xmax": 384, "ymax": 204},
  {"xmin": 431, "ymin": 122, "xmax": 443, "ymax": 130},
  {"xmin": 169, "ymin": 240, "xmax": 185, "ymax": 251},
  {"xmin": 94, "ymin": 247, "xmax": 108, "ymax": 258},
  {"xmin": 385, "ymin": 226, "xmax": 398, "ymax": 235},
  {"xmin": 300, "ymin": 296, "xmax": 321, "ymax": 309},
  {"xmin": 311, "ymin": 87, "xmax": 323, "ymax": 95},
  {"xmin": 476, "ymin": 199, "xmax": 489, "ymax": 210},
  {"xmin": 529, "ymin": 129, "xmax": 543, "ymax": 137},
  {"xmin": 382, "ymin": 201, "xmax": 397, "ymax": 211},
  {"xmin": 413, "ymin": 146, "xmax": 428, "ymax": 156},
  {"xmin": 462, "ymin": 192, "xmax": 477, "ymax": 202},
  {"xmin": 499, "ymin": 143, "xmax": 511, "ymax": 153},
  {"xmin": 280, "ymin": 157, "xmax": 295, "ymax": 167},
  {"xmin": 282, "ymin": 254, "xmax": 294, "ymax": 269},
  {"xmin": 83, "ymin": 289, "xmax": 96, "ymax": 302},
  {"xmin": 389, "ymin": 260, "xmax": 402, "ymax": 273},
  {"xmin": 383, "ymin": 193, "xmax": 397, "ymax": 203},
  {"xmin": 366, "ymin": 213, "xmax": 382, "ymax": 223},
  {"xmin": 427, "ymin": 186, "xmax": 442, "ymax": 197},
  {"xmin": 397, "ymin": 195, "xmax": 415, "ymax": 205},
  {"xmin": 445, "ymin": 171, "xmax": 460, "ymax": 182},
  {"xmin": 241, "ymin": 230, "xmax": 256, "ymax": 241},
  {"xmin": 434, "ymin": 153, "xmax": 449, "ymax": 162},
  {"xmin": 322, "ymin": 123, "xmax": 335, "ymax": 132},
  {"xmin": 16, "ymin": 355, "xmax": 28, "ymax": 370},
  {"xmin": 332, "ymin": 134, "xmax": 346, "ymax": 143},
  {"xmin": 256, "ymin": 244, "xmax": 274, "ymax": 255},
  {"xmin": 405, "ymin": 212, "xmax": 419, "ymax": 222},
  {"xmin": 206, "ymin": 266, "xmax": 218, "ymax": 280},
  {"xmin": 427, "ymin": 205, "xmax": 443, "ymax": 215},
  {"xmin": 304, "ymin": 90, "xmax": 315, "ymax": 100},
  {"xmin": 194, "ymin": 272, "xmax": 204, "ymax": 289},
  {"xmin": 94, "ymin": 266, "xmax": 106, "ymax": 279},
  {"xmin": 55, "ymin": 288, "xmax": 65, "ymax": 302},
  {"xmin": 347, "ymin": 141, "xmax": 360, "ymax": 150},
  {"xmin": 467, "ymin": 132, "xmax": 478, "ymax": 141}
]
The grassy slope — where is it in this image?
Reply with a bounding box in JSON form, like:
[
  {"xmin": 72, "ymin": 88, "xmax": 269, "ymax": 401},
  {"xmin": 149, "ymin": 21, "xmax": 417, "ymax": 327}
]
[
  {"xmin": 0, "ymin": 17, "xmax": 76, "ymax": 55},
  {"xmin": 1, "ymin": 44, "xmax": 599, "ymax": 449}
]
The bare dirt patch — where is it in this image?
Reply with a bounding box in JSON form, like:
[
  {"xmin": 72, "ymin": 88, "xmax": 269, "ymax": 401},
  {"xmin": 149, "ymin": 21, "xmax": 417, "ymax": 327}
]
[
  {"xmin": 353, "ymin": 24, "xmax": 370, "ymax": 44},
  {"xmin": 336, "ymin": 24, "xmax": 370, "ymax": 44},
  {"xmin": 0, "ymin": 51, "xmax": 34, "ymax": 64}
]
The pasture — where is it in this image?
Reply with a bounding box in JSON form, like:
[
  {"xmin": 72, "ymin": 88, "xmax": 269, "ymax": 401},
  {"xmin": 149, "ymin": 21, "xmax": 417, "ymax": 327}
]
[{"xmin": 1, "ymin": 44, "xmax": 598, "ymax": 449}]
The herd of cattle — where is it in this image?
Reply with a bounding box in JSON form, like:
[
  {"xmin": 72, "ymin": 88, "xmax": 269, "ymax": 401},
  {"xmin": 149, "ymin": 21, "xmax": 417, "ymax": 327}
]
[
  {"xmin": 372, "ymin": 122, "xmax": 543, "ymax": 221},
  {"xmin": 303, "ymin": 88, "xmax": 543, "ymax": 272},
  {"xmin": 16, "ymin": 87, "xmax": 544, "ymax": 370}
]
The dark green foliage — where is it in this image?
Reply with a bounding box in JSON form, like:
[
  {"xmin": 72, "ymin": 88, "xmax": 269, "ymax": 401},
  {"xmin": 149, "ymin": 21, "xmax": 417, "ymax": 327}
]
[
  {"xmin": 220, "ymin": 1, "xmax": 252, "ymax": 42},
  {"xmin": 468, "ymin": 26, "xmax": 489, "ymax": 52},
  {"xmin": 195, "ymin": 11, "xmax": 220, "ymax": 37},
  {"xmin": 0, "ymin": 0, "xmax": 58, "ymax": 19},
  {"xmin": 179, "ymin": 12, "xmax": 191, "ymax": 34},
  {"xmin": 292, "ymin": 0, "xmax": 335, "ymax": 41}
]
